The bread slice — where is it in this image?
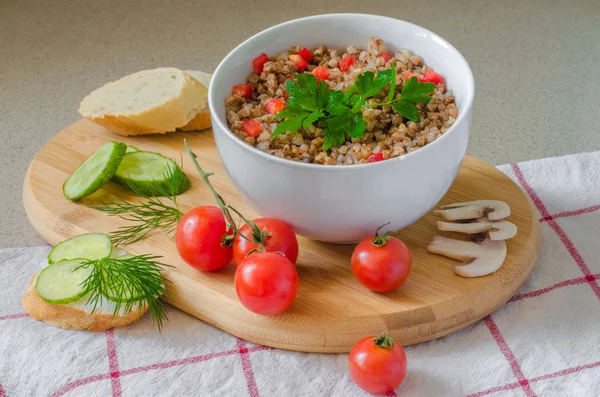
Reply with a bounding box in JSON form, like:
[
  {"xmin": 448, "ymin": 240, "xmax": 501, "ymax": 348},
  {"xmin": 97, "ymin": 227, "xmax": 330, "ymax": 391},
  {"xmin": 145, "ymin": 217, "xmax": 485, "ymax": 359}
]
[
  {"xmin": 178, "ymin": 70, "xmax": 212, "ymax": 132},
  {"xmin": 22, "ymin": 274, "xmax": 148, "ymax": 332},
  {"xmin": 79, "ymin": 67, "xmax": 208, "ymax": 136}
]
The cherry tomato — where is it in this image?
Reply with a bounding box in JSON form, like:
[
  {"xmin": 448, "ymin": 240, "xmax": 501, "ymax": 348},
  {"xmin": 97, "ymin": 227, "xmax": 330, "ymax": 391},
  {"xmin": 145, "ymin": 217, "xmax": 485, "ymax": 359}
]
[
  {"xmin": 175, "ymin": 206, "xmax": 233, "ymax": 271},
  {"xmin": 252, "ymin": 53, "xmax": 269, "ymax": 74},
  {"xmin": 235, "ymin": 252, "xmax": 298, "ymax": 315},
  {"xmin": 349, "ymin": 332, "xmax": 407, "ymax": 394},
  {"xmin": 241, "ymin": 119, "xmax": 262, "ymax": 137},
  {"xmin": 233, "ymin": 218, "xmax": 299, "ymax": 265},
  {"xmin": 351, "ymin": 232, "xmax": 412, "ymax": 292}
]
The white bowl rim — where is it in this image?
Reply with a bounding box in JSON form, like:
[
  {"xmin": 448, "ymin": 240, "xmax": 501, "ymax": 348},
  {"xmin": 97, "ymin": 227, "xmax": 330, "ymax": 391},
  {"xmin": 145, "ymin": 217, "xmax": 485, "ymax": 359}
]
[{"xmin": 208, "ymin": 13, "xmax": 475, "ymax": 172}]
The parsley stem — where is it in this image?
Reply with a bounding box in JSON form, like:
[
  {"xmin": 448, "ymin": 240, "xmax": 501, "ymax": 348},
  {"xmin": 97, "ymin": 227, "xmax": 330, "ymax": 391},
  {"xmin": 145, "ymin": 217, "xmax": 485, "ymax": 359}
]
[{"xmin": 361, "ymin": 99, "xmax": 399, "ymax": 108}]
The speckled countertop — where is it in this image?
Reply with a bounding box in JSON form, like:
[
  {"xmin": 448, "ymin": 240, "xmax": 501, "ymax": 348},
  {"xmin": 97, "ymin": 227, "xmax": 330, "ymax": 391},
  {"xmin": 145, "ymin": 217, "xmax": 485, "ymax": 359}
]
[{"xmin": 1, "ymin": 0, "xmax": 598, "ymax": 248}]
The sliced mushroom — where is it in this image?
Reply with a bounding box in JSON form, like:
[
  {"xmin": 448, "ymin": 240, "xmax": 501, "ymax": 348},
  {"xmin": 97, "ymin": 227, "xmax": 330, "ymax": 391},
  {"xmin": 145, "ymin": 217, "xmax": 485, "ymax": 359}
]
[
  {"xmin": 427, "ymin": 236, "xmax": 507, "ymax": 277},
  {"xmin": 437, "ymin": 219, "xmax": 517, "ymax": 241},
  {"xmin": 433, "ymin": 200, "xmax": 510, "ymax": 221}
]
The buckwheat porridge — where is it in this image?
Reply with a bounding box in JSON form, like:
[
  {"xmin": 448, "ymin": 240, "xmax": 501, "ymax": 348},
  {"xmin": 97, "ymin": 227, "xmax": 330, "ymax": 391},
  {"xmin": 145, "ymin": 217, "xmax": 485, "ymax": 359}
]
[{"xmin": 225, "ymin": 38, "xmax": 458, "ymax": 165}]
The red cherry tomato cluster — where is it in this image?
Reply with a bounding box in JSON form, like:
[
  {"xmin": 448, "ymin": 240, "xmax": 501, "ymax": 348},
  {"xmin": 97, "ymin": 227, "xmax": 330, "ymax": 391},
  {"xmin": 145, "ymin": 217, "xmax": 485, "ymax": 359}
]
[{"xmin": 177, "ymin": 141, "xmax": 300, "ymax": 316}]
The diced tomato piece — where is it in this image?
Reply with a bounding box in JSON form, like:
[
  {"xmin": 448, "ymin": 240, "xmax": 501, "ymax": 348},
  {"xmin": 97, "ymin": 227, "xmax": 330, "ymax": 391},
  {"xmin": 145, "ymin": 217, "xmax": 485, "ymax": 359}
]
[
  {"xmin": 423, "ymin": 69, "xmax": 445, "ymax": 85},
  {"xmin": 265, "ymin": 98, "xmax": 285, "ymax": 114},
  {"xmin": 404, "ymin": 71, "xmax": 425, "ymax": 83},
  {"xmin": 339, "ymin": 56, "xmax": 356, "ymax": 72},
  {"xmin": 368, "ymin": 152, "xmax": 384, "ymax": 163},
  {"xmin": 381, "ymin": 52, "xmax": 391, "ymax": 62},
  {"xmin": 312, "ymin": 66, "xmax": 330, "ymax": 81},
  {"xmin": 252, "ymin": 53, "xmax": 269, "ymax": 74},
  {"xmin": 241, "ymin": 119, "xmax": 262, "ymax": 137},
  {"xmin": 232, "ymin": 84, "xmax": 253, "ymax": 98},
  {"xmin": 298, "ymin": 48, "xmax": 313, "ymax": 62},
  {"xmin": 289, "ymin": 54, "xmax": 308, "ymax": 71}
]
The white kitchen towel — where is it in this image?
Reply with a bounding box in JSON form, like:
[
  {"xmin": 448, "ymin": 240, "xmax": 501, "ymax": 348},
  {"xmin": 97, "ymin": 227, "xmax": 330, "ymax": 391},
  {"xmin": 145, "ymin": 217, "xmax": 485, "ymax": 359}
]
[{"xmin": 2, "ymin": 151, "xmax": 600, "ymax": 397}]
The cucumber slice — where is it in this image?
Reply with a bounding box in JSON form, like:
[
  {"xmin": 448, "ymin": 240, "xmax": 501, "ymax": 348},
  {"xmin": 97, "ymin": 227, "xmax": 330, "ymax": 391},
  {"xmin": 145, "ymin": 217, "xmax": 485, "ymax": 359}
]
[
  {"xmin": 48, "ymin": 233, "xmax": 112, "ymax": 263},
  {"xmin": 63, "ymin": 141, "xmax": 127, "ymax": 200},
  {"xmin": 111, "ymin": 249, "xmax": 128, "ymax": 258},
  {"xmin": 126, "ymin": 145, "xmax": 140, "ymax": 154},
  {"xmin": 114, "ymin": 151, "xmax": 191, "ymax": 197},
  {"xmin": 35, "ymin": 259, "xmax": 93, "ymax": 304}
]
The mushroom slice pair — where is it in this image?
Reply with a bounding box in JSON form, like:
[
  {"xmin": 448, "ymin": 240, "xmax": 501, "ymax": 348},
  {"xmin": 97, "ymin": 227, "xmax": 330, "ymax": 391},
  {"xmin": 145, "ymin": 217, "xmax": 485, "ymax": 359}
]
[
  {"xmin": 437, "ymin": 218, "xmax": 517, "ymax": 241},
  {"xmin": 434, "ymin": 200, "xmax": 510, "ymax": 221},
  {"xmin": 427, "ymin": 200, "xmax": 516, "ymax": 278},
  {"xmin": 428, "ymin": 236, "xmax": 507, "ymax": 278}
]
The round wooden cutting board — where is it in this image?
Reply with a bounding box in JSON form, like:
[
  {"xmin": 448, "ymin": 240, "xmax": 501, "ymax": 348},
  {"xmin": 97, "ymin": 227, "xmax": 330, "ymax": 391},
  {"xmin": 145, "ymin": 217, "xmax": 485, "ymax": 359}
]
[{"xmin": 23, "ymin": 119, "xmax": 540, "ymax": 353}]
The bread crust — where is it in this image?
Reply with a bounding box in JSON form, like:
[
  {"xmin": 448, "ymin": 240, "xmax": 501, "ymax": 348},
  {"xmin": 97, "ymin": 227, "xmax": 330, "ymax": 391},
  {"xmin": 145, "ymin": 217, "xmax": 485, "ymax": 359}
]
[
  {"xmin": 79, "ymin": 68, "xmax": 209, "ymax": 137},
  {"xmin": 178, "ymin": 109, "xmax": 211, "ymax": 132},
  {"xmin": 22, "ymin": 275, "xmax": 148, "ymax": 332},
  {"xmin": 178, "ymin": 70, "xmax": 213, "ymax": 132}
]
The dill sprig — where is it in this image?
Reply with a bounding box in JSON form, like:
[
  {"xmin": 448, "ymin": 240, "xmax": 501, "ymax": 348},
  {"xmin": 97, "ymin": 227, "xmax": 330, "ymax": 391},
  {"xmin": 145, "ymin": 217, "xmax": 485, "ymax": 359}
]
[
  {"xmin": 77, "ymin": 254, "xmax": 172, "ymax": 329},
  {"xmin": 95, "ymin": 164, "xmax": 185, "ymax": 246}
]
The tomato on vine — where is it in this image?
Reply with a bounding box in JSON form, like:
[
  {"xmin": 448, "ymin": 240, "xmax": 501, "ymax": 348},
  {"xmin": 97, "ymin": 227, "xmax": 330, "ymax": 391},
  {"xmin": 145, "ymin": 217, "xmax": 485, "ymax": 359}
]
[
  {"xmin": 175, "ymin": 206, "xmax": 233, "ymax": 271},
  {"xmin": 351, "ymin": 223, "xmax": 412, "ymax": 292},
  {"xmin": 233, "ymin": 218, "xmax": 298, "ymax": 265},
  {"xmin": 349, "ymin": 332, "xmax": 407, "ymax": 394},
  {"xmin": 235, "ymin": 252, "xmax": 298, "ymax": 315},
  {"xmin": 176, "ymin": 139, "xmax": 298, "ymax": 278}
]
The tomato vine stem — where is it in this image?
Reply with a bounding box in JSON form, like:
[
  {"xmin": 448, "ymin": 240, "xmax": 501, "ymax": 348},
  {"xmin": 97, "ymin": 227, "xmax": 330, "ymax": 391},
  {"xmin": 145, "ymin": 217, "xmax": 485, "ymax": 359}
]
[{"xmin": 184, "ymin": 139, "xmax": 266, "ymax": 250}]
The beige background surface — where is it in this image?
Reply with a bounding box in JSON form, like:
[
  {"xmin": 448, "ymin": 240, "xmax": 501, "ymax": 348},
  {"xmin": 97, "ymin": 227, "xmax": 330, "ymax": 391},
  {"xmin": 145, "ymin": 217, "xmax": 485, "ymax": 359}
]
[{"xmin": 1, "ymin": 0, "xmax": 599, "ymax": 248}]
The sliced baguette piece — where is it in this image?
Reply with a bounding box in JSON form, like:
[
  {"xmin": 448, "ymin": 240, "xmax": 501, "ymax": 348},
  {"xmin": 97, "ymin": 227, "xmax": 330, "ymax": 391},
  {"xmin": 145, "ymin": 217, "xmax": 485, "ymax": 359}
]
[
  {"xmin": 22, "ymin": 275, "xmax": 148, "ymax": 332},
  {"xmin": 178, "ymin": 70, "xmax": 212, "ymax": 132},
  {"xmin": 79, "ymin": 67, "xmax": 208, "ymax": 136}
]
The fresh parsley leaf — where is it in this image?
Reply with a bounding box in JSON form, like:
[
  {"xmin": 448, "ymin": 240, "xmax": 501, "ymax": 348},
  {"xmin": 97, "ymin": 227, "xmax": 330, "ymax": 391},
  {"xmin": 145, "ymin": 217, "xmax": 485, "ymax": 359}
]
[
  {"xmin": 342, "ymin": 85, "xmax": 358, "ymax": 103},
  {"xmin": 316, "ymin": 81, "xmax": 332, "ymax": 110},
  {"xmin": 303, "ymin": 112, "xmax": 324, "ymax": 129},
  {"xmin": 275, "ymin": 106, "xmax": 309, "ymax": 119},
  {"xmin": 356, "ymin": 69, "xmax": 393, "ymax": 98},
  {"xmin": 296, "ymin": 73, "xmax": 318, "ymax": 97},
  {"xmin": 355, "ymin": 71, "xmax": 376, "ymax": 95},
  {"xmin": 388, "ymin": 63, "xmax": 397, "ymax": 102},
  {"xmin": 322, "ymin": 128, "xmax": 345, "ymax": 151},
  {"xmin": 284, "ymin": 79, "xmax": 302, "ymax": 97},
  {"xmin": 326, "ymin": 90, "xmax": 343, "ymax": 111},
  {"xmin": 351, "ymin": 95, "xmax": 365, "ymax": 112},
  {"xmin": 344, "ymin": 93, "xmax": 360, "ymax": 108},
  {"xmin": 392, "ymin": 100, "xmax": 420, "ymax": 122},
  {"xmin": 371, "ymin": 69, "xmax": 393, "ymax": 96},
  {"xmin": 327, "ymin": 103, "xmax": 351, "ymax": 116},
  {"xmin": 347, "ymin": 114, "xmax": 366, "ymax": 138},
  {"xmin": 327, "ymin": 112, "xmax": 353, "ymax": 132},
  {"xmin": 272, "ymin": 116, "xmax": 307, "ymax": 137},
  {"xmin": 400, "ymin": 77, "xmax": 435, "ymax": 103}
]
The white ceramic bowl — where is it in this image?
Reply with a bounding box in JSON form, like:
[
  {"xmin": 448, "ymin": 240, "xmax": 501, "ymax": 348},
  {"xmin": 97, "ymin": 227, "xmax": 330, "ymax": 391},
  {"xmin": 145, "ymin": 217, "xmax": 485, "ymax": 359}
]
[{"xmin": 209, "ymin": 14, "xmax": 474, "ymax": 243}]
